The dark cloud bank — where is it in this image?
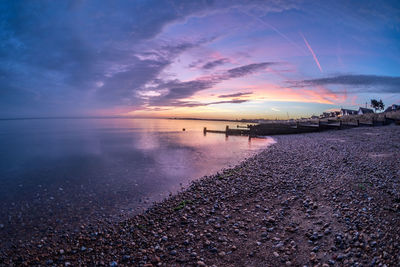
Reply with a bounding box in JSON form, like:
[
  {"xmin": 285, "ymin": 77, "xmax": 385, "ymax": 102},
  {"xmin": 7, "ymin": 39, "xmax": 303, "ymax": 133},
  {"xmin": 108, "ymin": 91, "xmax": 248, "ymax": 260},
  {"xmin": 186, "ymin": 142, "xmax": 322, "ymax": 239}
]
[
  {"xmin": 0, "ymin": 1, "xmax": 221, "ymax": 116},
  {"xmin": 291, "ymin": 74, "xmax": 400, "ymax": 93},
  {"xmin": 0, "ymin": 0, "xmax": 287, "ymax": 117}
]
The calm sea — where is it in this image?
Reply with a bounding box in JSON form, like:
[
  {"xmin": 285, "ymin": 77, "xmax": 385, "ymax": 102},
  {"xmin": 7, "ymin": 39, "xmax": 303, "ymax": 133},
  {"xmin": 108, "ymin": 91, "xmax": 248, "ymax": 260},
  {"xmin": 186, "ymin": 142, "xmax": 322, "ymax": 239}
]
[{"xmin": 0, "ymin": 118, "xmax": 274, "ymax": 245}]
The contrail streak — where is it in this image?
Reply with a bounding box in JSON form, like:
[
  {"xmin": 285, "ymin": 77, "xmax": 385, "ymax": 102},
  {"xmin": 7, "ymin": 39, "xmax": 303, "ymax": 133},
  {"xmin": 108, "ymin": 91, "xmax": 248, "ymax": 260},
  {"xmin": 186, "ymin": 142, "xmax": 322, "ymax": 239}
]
[
  {"xmin": 240, "ymin": 10, "xmax": 307, "ymax": 55},
  {"xmin": 300, "ymin": 33, "xmax": 323, "ymax": 73}
]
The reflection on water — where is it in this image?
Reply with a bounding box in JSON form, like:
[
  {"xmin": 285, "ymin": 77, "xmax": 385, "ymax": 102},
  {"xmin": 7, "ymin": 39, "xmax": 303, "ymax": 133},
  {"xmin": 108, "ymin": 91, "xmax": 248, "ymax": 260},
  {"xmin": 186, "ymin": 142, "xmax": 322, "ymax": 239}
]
[{"xmin": 0, "ymin": 118, "xmax": 274, "ymax": 245}]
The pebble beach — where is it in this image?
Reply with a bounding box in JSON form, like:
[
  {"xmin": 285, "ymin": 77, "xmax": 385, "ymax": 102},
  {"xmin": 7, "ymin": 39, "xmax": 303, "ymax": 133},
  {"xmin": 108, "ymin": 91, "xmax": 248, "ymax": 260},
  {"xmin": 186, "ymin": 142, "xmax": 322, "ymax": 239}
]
[{"xmin": 1, "ymin": 125, "xmax": 400, "ymax": 266}]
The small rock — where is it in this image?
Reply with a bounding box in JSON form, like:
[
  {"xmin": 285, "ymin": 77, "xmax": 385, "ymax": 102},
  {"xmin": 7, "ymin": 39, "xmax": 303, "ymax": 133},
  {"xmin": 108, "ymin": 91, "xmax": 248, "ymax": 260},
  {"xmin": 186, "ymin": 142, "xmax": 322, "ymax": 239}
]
[
  {"xmin": 210, "ymin": 247, "xmax": 218, "ymax": 253},
  {"xmin": 121, "ymin": 255, "xmax": 130, "ymax": 262},
  {"xmin": 337, "ymin": 254, "xmax": 345, "ymax": 261},
  {"xmin": 261, "ymin": 232, "xmax": 268, "ymax": 238},
  {"xmin": 310, "ymin": 252, "xmax": 317, "ymax": 261},
  {"xmin": 309, "ymin": 233, "xmax": 319, "ymax": 241}
]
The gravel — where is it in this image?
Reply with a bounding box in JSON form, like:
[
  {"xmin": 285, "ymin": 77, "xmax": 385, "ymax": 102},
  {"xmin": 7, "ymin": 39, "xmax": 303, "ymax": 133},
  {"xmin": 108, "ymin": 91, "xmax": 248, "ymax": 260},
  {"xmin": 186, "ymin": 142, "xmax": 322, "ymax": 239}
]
[{"xmin": 1, "ymin": 125, "xmax": 400, "ymax": 266}]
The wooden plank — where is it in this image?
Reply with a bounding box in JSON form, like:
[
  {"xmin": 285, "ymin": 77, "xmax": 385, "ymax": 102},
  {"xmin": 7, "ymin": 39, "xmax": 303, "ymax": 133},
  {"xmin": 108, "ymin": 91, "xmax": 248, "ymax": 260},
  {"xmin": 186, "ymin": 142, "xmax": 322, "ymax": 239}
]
[{"xmin": 205, "ymin": 130, "xmax": 226, "ymax": 134}]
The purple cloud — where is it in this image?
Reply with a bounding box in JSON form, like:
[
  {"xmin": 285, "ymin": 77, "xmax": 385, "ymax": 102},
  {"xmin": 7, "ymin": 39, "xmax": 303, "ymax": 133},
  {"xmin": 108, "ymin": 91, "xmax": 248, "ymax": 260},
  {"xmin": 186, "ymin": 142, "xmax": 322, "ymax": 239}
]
[
  {"xmin": 290, "ymin": 74, "xmax": 400, "ymax": 93},
  {"xmin": 218, "ymin": 92, "xmax": 253, "ymax": 98},
  {"xmin": 172, "ymin": 99, "xmax": 249, "ymax": 107},
  {"xmin": 146, "ymin": 62, "xmax": 276, "ymax": 106},
  {"xmin": 202, "ymin": 58, "xmax": 230, "ymax": 69}
]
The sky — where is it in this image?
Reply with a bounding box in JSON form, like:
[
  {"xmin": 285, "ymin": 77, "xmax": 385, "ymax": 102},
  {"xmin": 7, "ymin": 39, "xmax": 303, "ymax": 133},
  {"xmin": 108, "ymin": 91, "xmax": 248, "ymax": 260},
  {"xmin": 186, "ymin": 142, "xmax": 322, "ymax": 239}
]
[{"xmin": 1, "ymin": 0, "xmax": 400, "ymax": 119}]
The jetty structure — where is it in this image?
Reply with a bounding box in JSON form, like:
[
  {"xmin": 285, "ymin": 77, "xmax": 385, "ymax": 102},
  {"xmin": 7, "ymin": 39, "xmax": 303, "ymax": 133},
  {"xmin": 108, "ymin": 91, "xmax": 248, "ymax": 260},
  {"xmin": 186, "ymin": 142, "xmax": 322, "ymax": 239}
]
[{"xmin": 204, "ymin": 113, "xmax": 399, "ymax": 137}]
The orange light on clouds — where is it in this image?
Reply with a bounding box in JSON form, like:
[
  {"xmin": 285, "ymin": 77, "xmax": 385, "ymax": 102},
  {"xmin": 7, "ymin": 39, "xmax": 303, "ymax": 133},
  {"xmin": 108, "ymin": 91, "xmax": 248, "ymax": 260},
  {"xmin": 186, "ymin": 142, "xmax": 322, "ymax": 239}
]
[
  {"xmin": 182, "ymin": 83, "xmax": 344, "ymax": 105},
  {"xmin": 122, "ymin": 81, "xmax": 348, "ymax": 119}
]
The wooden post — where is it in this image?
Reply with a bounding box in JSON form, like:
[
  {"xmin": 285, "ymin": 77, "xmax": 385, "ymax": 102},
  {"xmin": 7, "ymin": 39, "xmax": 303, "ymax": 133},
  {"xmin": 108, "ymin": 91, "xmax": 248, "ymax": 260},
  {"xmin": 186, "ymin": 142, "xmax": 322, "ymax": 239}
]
[
  {"xmin": 203, "ymin": 127, "xmax": 207, "ymax": 135},
  {"xmin": 339, "ymin": 120, "xmax": 342, "ymax": 129},
  {"xmin": 357, "ymin": 119, "xmax": 359, "ymax": 127},
  {"xmin": 225, "ymin": 125, "xmax": 229, "ymax": 135}
]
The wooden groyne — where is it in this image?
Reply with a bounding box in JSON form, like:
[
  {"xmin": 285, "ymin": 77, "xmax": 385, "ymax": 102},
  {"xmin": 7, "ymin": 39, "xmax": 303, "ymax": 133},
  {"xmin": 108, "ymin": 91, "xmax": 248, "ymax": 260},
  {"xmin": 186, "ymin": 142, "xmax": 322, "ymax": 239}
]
[
  {"xmin": 203, "ymin": 116, "xmax": 399, "ymax": 137},
  {"xmin": 204, "ymin": 126, "xmax": 250, "ymax": 136},
  {"xmin": 250, "ymin": 123, "xmax": 320, "ymax": 136}
]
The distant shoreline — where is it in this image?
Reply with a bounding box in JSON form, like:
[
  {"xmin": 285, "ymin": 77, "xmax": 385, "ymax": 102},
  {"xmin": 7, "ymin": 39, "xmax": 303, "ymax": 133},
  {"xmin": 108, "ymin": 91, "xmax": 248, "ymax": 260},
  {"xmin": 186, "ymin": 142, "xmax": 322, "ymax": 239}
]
[{"xmin": 0, "ymin": 116, "xmax": 258, "ymax": 124}]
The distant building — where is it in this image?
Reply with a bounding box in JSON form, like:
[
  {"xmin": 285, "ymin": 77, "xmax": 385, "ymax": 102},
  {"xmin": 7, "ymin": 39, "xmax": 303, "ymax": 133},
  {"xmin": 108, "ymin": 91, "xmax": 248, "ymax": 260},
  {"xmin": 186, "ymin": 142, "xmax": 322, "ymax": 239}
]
[
  {"xmin": 384, "ymin": 104, "xmax": 400, "ymax": 113},
  {"xmin": 311, "ymin": 115, "xmax": 319, "ymax": 119},
  {"xmin": 340, "ymin": 108, "xmax": 358, "ymax": 116},
  {"xmin": 320, "ymin": 111, "xmax": 340, "ymax": 118},
  {"xmin": 321, "ymin": 112, "xmax": 331, "ymax": 118},
  {"xmin": 358, "ymin": 107, "xmax": 374, "ymax": 115}
]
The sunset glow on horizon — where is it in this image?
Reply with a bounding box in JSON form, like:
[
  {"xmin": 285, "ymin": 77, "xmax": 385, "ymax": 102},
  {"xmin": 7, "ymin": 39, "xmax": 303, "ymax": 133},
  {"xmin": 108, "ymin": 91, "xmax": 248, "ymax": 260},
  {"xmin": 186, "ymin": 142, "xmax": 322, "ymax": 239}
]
[{"xmin": 1, "ymin": 1, "xmax": 399, "ymax": 119}]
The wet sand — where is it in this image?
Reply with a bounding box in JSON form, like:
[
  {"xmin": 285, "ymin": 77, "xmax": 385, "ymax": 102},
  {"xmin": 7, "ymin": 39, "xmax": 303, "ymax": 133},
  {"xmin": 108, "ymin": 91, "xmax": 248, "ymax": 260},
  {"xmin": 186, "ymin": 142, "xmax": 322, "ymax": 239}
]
[{"xmin": 1, "ymin": 125, "xmax": 400, "ymax": 266}]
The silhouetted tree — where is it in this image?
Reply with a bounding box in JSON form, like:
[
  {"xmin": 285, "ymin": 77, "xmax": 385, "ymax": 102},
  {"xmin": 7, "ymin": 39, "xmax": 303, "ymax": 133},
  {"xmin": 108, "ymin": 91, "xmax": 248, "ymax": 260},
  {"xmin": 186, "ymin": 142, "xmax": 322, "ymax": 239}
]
[{"xmin": 370, "ymin": 99, "xmax": 385, "ymax": 112}]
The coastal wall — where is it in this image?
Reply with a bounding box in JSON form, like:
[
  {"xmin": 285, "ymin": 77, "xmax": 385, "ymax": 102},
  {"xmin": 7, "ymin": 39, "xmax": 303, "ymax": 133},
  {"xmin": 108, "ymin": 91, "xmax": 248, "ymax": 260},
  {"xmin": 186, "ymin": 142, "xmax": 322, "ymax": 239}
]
[{"xmin": 338, "ymin": 110, "xmax": 400, "ymax": 123}]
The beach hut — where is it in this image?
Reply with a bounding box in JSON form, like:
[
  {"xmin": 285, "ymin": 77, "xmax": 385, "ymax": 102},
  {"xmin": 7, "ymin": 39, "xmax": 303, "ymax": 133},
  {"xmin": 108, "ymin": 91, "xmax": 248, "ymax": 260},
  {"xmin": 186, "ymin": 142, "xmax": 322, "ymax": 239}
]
[
  {"xmin": 358, "ymin": 107, "xmax": 374, "ymax": 115},
  {"xmin": 384, "ymin": 104, "xmax": 400, "ymax": 112},
  {"xmin": 340, "ymin": 108, "xmax": 358, "ymax": 116}
]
